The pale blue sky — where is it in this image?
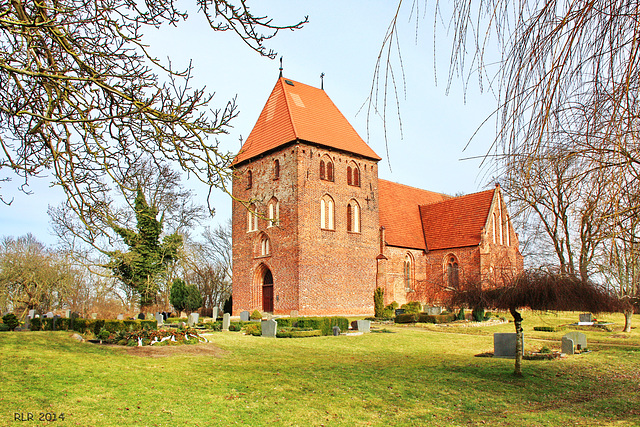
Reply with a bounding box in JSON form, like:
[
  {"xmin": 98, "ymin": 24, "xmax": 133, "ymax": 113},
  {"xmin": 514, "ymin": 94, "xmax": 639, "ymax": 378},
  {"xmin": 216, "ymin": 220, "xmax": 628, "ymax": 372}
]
[{"xmin": 0, "ymin": 1, "xmax": 498, "ymax": 245}]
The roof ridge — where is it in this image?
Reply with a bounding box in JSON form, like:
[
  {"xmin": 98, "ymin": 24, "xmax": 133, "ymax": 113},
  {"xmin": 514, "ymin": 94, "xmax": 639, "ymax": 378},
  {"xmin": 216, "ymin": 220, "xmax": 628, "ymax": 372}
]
[
  {"xmin": 279, "ymin": 77, "xmax": 299, "ymax": 140},
  {"xmin": 379, "ymin": 179, "xmax": 450, "ymax": 196},
  {"xmin": 419, "ymin": 187, "xmax": 495, "ymax": 207}
]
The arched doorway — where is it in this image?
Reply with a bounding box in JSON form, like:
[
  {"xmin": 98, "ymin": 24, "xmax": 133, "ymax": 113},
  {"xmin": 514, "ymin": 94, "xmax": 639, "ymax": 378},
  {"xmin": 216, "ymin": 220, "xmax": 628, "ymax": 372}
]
[{"xmin": 262, "ymin": 268, "xmax": 274, "ymax": 312}]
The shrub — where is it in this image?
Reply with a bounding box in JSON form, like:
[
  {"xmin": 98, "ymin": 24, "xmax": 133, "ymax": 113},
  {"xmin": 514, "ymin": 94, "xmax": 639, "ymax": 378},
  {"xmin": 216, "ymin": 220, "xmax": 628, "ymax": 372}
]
[
  {"xmin": 395, "ymin": 313, "xmax": 418, "ymax": 323},
  {"xmin": 277, "ymin": 329, "xmax": 322, "ymax": 338},
  {"xmin": 250, "ymin": 310, "xmax": 262, "ymax": 320},
  {"xmin": 2, "ymin": 313, "xmax": 19, "ymax": 331},
  {"xmin": 417, "ymin": 313, "xmax": 456, "ymax": 324},
  {"xmin": 472, "ymin": 306, "xmax": 485, "ymax": 322},
  {"xmin": 534, "ymin": 326, "xmax": 560, "ymax": 332},
  {"xmin": 0, "ymin": 323, "xmax": 10, "ymax": 332},
  {"xmin": 374, "ymin": 287, "xmax": 385, "ymax": 318},
  {"xmin": 244, "ymin": 323, "xmax": 262, "ymax": 336},
  {"xmin": 401, "ymin": 301, "xmax": 422, "ymax": 314},
  {"xmin": 274, "ymin": 318, "xmax": 296, "ymax": 328},
  {"xmin": 456, "ymin": 307, "xmax": 466, "ymax": 321},
  {"xmin": 385, "ymin": 301, "xmax": 399, "ymax": 311},
  {"xmin": 294, "ymin": 317, "xmax": 349, "ymax": 336}
]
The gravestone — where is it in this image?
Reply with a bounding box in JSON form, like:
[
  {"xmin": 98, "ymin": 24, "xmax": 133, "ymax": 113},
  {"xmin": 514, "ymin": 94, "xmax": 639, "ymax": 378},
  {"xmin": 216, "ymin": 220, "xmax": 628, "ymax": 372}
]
[
  {"xmin": 91, "ymin": 313, "xmax": 98, "ymax": 319},
  {"xmin": 64, "ymin": 309, "xmax": 71, "ymax": 318},
  {"xmin": 494, "ymin": 333, "xmax": 523, "ymax": 358},
  {"xmin": 46, "ymin": 311, "xmax": 54, "ymax": 318},
  {"xmin": 28, "ymin": 309, "xmax": 36, "ymax": 319},
  {"xmin": 240, "ymin": 311, "xmax": 250, "ymax": 322},
  {"xmin": 562, "ymin": 336, "xmax": 574, "ymax": 355},
  {"xmin": 563, "ymin": 331, "xmax": 587, "ymax": 351},
  {"xmin": 117, "ymin": 314, "xmax": 124, "ymax": 320},
  {"xmin": 426, "ymin": 306, "xmax": 442, "ymax": 316},
  {"xmin": 188, "ymin": 313, "xmax": 199, "ymax": 327},
  {"xmin": 350, "ymin": 320, "xmax": 358, "ymax": 330},
  {"xmin": 395, "ymin": 308, "xmax": 406, "ymax": 317},
  {"xmin": 261, "ymin": 319, "xmax": 278, "ymax": 338},
  {"xmin": 155, "ymin": 313, "xmax": 164, "ymax": 327},
  {"xmin": 137, "ymin": 313, "xmax": 145, "ymax": 320},
  {"xmin": 211, "ymin": 307, "xmax": 219, "ymax": 319},
  {"xmin": 356, "ymin": 320, "xmax": 371, "ymax": 333},
  {"xmin": 332, "ymin": 326, "xmax": 341, "ymax": 336},
  {"xmin": 579, "ymin": 313, "xmax": 592, "ymax": 323},
  {"xmin": 222, "ymin": 313, "xmax": 231, "ymax": 331}
]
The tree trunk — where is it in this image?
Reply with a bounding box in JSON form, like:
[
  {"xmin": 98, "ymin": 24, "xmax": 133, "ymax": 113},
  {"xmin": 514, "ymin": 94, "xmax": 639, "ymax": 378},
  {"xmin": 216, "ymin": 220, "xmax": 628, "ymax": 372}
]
[
  {"xmin": 623, "ymin": 309, "xmax": 633, "ymax": 333},
  {"xmin": 510, "ymin": 307, "xmax": 524, "ymax": 377}
]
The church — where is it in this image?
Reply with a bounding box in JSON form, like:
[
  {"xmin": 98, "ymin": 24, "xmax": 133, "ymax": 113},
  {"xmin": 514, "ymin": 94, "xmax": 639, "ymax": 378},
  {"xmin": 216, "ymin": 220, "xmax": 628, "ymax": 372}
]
[{"xmin": 231, "ymin": 77, "xmax": 523, "ymax": 316}]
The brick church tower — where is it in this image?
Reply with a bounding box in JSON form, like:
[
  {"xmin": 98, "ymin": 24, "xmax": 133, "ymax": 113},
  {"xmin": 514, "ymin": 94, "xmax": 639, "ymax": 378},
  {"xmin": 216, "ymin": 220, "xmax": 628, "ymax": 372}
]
[{"xmin": 231, "ymin": 77, "xmax": 382, "ymax": 315}]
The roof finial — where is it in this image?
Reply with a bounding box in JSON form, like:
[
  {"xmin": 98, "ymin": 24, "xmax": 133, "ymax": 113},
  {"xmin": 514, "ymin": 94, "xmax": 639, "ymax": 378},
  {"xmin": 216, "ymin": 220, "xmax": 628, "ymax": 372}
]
[
  {"xmin": 279, "ymin": 56, "xmax": 283, "ymax": 78},
  {"xmin": 320, "ymin": 72, "xmax": 325, "ymax": 90}
]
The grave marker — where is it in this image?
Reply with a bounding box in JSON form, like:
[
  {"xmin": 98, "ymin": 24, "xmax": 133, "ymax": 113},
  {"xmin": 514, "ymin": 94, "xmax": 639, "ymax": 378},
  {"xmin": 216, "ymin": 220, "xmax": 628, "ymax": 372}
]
[
  {"xmin": 188, "ymin": 313, "xmax": 199, "ymax": 327},
  {"xmin": 211, "ymin": 307, "xmax": 219, "ymax": 319},
  {"xmin": 356, "ymin": 320, "xmax": 371, "ymax": 333},
  {"xmin": 261, "ymin": 319, "xmax": 277, "ymax": 338},
  {"xmin": 563, "ymin": 331, "xmax": 587, "ymax": 351},
  {"xmin": 222, "ymin": 313, "xmax": 231, "ymax": 331},
  {"xmin": 494, "ymin": 333, "xmax": 523, "ymax": 358},
  {"xmin": 562, "ymin": 336, "xmax": 574, "ymax": 355},
  {"xmin": 155, "ymin": 313, "xmax": 164, "ymax": 327},
  {"xmin": 240, "ymin": 311, "xmax": 250, "ymax": 322}
]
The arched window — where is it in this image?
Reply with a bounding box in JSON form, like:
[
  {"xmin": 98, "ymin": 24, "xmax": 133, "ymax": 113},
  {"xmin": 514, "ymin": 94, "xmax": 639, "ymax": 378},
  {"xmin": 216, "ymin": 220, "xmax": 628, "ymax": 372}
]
[
  {"xmin": 320, "ymin": 156, "xmax": 334, "ymax": 182},
  {"xmin": 260, "ymin": 234, "xmax": 270, "ymax": 256},
  {"xmin": 246, "ymin": 170, "xmax": 253, "ymax": 189},
  {"xmin": 346, "ymin": 199, "xmax": 360, "ymax": 233},
  {"xmin": 267, "ymin": 197, "xmax": 279, "ymax": 227},
  {"xmin": 447, "ymin": 255, "xmax": 460, "ymax": 289},
  {"xmin": 247, "ymin": 203, "xmax": 258, "ymax": 232},
  {"xmin": 347, "ymin": 161, "xmax": 360, "ymax": 187},
  {"xmin": 273, "ymin": 159, "xmax": 280, "ymax": 180},
  {"xmin": 404, "ymin": 253, "xmax": 414, "ymax": 291},
  {"xmin": 320, "ymin": 195, "xmax": 335, "ymax": 230},
  {"xmin": 505, "ymin": 216, "xmax": 511, "ymax": 246}
]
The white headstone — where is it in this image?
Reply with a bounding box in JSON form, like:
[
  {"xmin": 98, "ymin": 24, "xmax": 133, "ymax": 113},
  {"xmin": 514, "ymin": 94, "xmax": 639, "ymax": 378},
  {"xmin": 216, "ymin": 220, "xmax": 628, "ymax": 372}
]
[
  {"xmin": 46, "ymin": 311, "xmax": 54, "ymax": 318},
  {"xmin": 91, "ymin": 313, "xmax": 98, "ymax": 319},
  {"xmin": 155, "ymin": 313, "xmax": 164, "ymax": 327},
  {"xmin": 356, "ymin": 320, "xmax": 371, "ymax": 333},
  {"xmin": 211, "ymin": 307, "xmax": 219, "ymax": 319},
  {"xmin": 240, "ymin": 311, "xmax": 250, "ymax": 322},
  {"xmin": 222, "ymin": 313, "xmax": 231, "ymax": 331},
  {"xmin": 188, "ymin": 313, "xmax": 199, "ymax": 327},
  {"xmin": 64, "ymin": 309, "xmax": 71, "ymax": 318},
  {"xmin": 116, "ymin": 314, "xmax": 124, "ymax": 320},
  {"xmin": 28, "ymin": 309, "xmax": 36, "ymax": 319}
]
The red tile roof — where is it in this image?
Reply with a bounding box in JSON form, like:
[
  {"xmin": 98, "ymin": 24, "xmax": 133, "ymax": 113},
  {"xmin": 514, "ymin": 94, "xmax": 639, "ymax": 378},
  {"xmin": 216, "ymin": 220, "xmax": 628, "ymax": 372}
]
[
  {"xmin": 419, "ymin": 189, "xmax": 496, "ymax": 250},
  {"xmin": 233, "ymin": 78, "xmax": 381, "ymax": 165},
  {"xmin": 379, "ymin": 180, "xmax": 450, "ymax": 250}
]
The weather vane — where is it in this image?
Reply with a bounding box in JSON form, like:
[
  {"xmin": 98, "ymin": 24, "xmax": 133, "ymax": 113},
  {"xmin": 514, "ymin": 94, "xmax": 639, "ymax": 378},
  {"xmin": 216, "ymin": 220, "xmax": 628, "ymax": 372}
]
[
  {"xmin": 320, "ymin": 72, "xmax": 325, "ymax": 90},
  {"xmin": 279, "ymin": 57, "xmax": 283, "ymax": 78}
]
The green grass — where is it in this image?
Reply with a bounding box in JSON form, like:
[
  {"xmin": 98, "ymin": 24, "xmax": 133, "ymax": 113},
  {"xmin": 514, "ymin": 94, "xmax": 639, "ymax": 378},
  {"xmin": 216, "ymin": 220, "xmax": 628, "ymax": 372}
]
[{"xmin": 1, "ymin": 311, "xmax": 639, "ymax": 426}]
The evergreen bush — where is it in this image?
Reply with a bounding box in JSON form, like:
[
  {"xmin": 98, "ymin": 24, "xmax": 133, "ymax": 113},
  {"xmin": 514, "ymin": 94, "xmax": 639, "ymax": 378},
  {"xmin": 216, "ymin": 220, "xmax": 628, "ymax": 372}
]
[
  {"xmin": 250, "ymin": 310, "xmax": 262, "ymax": 320},
  {"xmin": 417, "ymin": 313, "xmax": 456, "ymax": 324},
  {"xmin": 401, "ymin": 301, "xmax": 422, "ymax": 314},
  {"xmin": 456, "ymin": 307, "xmax": 466, "ymax": 321},
  {"xmin": 2, "ymin": 313, "xmax": 19, "ymax": 331},
  {"xmin": 472, "ymin": 306, "xmax": 485, "ymax": 322},
  {"xmin": 374, "ymin": 287, "xmax": 385, "ymax": 318}
]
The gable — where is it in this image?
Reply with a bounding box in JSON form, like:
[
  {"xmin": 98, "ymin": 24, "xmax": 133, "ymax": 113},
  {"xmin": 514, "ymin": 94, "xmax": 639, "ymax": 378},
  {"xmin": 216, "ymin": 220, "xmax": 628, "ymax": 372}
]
[
  {"xmin": 233, "ymin": 78, "xmax": 381, "ymax": 166},
  {"xmin": 378, "ymin": 180, "xmax": 450, "ymax": 250},
  {"xmin": 419, "ymin": 189, "xmax": 496, "ymax": 250}
]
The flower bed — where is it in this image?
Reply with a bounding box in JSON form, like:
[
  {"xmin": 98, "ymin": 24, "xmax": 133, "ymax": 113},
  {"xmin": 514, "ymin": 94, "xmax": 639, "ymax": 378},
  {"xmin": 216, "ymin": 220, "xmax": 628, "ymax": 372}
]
[{"xmin": 96, "ymin": 328, "xmax": 207, "ymax": 346}]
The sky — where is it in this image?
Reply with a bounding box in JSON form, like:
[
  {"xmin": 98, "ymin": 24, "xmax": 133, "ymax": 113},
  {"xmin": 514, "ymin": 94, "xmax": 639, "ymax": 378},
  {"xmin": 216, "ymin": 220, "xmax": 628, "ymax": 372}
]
[{"xmin": 0, "ymin": 1, "xmax": 500, "ymax": 246}]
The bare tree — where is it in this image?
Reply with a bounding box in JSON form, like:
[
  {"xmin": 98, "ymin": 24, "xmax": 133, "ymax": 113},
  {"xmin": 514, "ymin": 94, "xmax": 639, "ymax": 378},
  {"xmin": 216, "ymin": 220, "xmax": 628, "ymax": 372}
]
[
  {"xmin": 452, "ymin": 269, "xmax": 620, "ymax": 376},
  {"xmin": 1, "ymin": 0, "xmax": 306, "ymax": 222},
  {"xmin": 0, "ymin": 234, "xmax": 69, "ymax": 316}
]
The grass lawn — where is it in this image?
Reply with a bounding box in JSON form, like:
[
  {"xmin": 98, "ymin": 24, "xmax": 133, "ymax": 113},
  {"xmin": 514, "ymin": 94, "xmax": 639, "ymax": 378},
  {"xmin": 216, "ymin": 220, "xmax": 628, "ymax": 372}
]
[{"xmin": 1, "ymin": 311, "xmax": 639, "ymax": 426}]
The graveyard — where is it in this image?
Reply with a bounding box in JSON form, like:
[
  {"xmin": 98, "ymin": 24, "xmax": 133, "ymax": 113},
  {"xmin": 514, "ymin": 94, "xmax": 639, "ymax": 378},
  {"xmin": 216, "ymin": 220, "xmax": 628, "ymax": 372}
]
[{"xmin": 1, "ymin": 310, "xmax": 639, "ymax": 426}]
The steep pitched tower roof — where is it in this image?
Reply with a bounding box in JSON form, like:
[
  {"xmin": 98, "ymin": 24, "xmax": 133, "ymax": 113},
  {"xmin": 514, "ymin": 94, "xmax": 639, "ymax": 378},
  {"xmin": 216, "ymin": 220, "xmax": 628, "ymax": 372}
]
[{"xmin": 233, "ymin": 77, "xmax": 381, "ymax": 166}]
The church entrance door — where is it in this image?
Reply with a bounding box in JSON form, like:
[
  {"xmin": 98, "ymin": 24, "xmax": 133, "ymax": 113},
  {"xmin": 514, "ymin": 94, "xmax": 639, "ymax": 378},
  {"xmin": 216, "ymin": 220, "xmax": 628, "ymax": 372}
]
[{"xmin": 262, "ymin": 269, "xmax": 274, "ymax": 313}]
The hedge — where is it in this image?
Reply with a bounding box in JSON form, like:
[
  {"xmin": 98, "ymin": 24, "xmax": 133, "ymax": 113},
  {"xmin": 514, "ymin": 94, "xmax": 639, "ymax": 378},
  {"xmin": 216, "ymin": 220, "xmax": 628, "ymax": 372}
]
[
  {"xmin": 417, "ymin": 313, "xmax": 457, "ymax": 324},
  {"xmin": 287, "ymin": 317, "xmax": 349, "ymax": 336},
  {"xmin": 277, "ymin": 329, "xmax": 322, "ymax": 338},
  {"xmin": 30, "ymin": 318, "xmax": 157, "ymax": 333},
  {"xmin": 395, "ymin": 313, "xmax": 418, "ymax": 323}
]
